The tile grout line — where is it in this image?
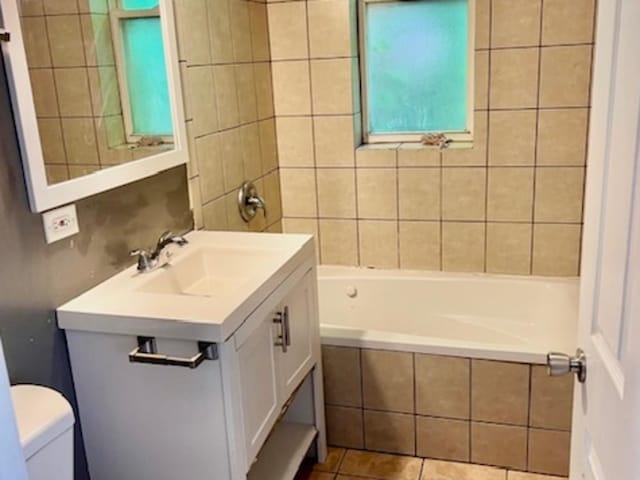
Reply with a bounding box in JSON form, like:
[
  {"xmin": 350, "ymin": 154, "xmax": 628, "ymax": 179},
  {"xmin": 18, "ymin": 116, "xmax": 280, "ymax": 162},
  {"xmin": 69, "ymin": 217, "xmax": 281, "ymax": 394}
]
[
  {"xmin": 335, "ymin": 447, "xmax": 348, "ymax": 476},
  {"xmin": 576, "ymin": 6, "xmax": 598, "ymax": 276},
  {"xmin": 418, "ymin": 457, "xmax": 426, "ymax": 480},
  {"xmin": 354, "ymin": 161, "xmax": 362, "ymax": 266},
  {"xmin": 483, "ymin": 0, "xmax": 495, "ymax": 275},
  {"xmin": 301, "ymin": 0, "xmax": 323, "ymax": 262},
  {"xmin": 237, "ymin": 1, "xmax": 259, "ymax": 189},
  {"xmin": 78, "ymin": 10, "xmax": 105, "ymax": 171},
  {"xmin": 412, "ymin": 352, "xmax": 418, "ymax": 457},
  {"xmin": 359, "ymin": 347, "xmax": 366, "ymax": 449},
  {"xmin": 525, "ymin": 364, "xmax": 533, "ymax": 471},
  {"xmin": 325, "ymin": 400, "xmax": 569, "ymax": 432},
  {"xmin": 468, "ymin": 357, "xmax": 473, "ymax": 462},
  {"xmin": 530, "ymin": 0, "xmax": 546, "ymax": 275},
  {"xmin": 439, "ymin": 150, "xmax": 444, "ymax": 270},
  {"xmin": 278, "ymin": 215, "xmax": 583, "ymax": 225},
  {"xmin": 122, "ymin": 104, "xmax": 595, "ymax": 116},
  {"xmin": 395, "ymin": 146, "xmax": 401, "ymax": 269}
]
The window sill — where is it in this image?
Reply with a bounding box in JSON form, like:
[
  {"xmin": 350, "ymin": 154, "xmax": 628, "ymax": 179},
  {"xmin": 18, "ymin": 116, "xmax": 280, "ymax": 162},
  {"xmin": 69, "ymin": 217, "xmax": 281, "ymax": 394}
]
[
  {"xmin": 357, "ymin": 140, "xmax": 474, "ymax": 153},
  {"xmin": 109, "ymin": 143, "xmax": 173, "ymax": 153}
]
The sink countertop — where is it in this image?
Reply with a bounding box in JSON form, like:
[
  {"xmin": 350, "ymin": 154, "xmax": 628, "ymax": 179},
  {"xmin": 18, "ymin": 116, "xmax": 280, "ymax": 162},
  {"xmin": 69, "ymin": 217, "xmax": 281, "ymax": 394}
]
[{"xmin": 57, "ymin": 231, "xmax": 315, "ymax": 342}]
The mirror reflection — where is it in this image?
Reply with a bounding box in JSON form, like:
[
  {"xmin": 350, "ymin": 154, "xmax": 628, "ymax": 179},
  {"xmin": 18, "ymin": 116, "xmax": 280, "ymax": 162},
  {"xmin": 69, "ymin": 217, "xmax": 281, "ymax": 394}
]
[{"xmin": 19, "ymin": 0, "xmax": 174, "ymax": 185}]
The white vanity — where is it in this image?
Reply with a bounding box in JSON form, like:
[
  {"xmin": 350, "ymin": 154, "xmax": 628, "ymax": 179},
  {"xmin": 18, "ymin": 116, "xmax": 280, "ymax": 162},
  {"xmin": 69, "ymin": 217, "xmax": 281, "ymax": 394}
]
[{"xmin": 57, "ymin": 231, "xmax": 326, "ymax": 480}]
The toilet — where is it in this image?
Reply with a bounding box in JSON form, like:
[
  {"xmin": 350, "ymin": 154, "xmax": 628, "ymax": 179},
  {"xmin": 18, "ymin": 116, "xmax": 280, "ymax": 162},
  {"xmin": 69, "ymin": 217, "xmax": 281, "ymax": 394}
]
[{"xmin": 10, "ymin": 385, "xmax": 75, "ymax": 480}]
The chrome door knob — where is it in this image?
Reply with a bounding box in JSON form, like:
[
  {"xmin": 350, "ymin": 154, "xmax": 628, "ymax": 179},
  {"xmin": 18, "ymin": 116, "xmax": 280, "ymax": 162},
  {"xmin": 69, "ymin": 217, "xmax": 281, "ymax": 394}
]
[{"xmin": 547, "ymin": 348, "xmax": 587, "ymax": 383}]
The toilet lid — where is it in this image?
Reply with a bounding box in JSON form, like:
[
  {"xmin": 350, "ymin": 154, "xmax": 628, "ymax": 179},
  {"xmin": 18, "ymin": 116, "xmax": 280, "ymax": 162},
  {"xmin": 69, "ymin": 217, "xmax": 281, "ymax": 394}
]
[{"xmin": 10, "ymin": 385, "xmax": 75, "ymax": 459}]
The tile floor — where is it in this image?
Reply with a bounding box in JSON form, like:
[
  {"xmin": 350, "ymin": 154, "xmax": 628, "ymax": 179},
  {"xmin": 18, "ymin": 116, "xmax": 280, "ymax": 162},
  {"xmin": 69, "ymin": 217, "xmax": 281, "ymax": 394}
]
[{"xmin": 298, "ymin": 448, "xmax": 569, "ymax": 480}]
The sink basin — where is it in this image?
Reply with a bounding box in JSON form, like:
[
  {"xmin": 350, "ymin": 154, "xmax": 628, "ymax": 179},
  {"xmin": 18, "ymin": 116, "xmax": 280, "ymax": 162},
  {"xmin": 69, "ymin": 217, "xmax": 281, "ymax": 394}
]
[
  {"xmin": 57, "ymin": 231, "xmax": 315, "ymax": 342},
  {"xmin": 138, "ymin": 246, "xmax": 280, "ymax": 298}
]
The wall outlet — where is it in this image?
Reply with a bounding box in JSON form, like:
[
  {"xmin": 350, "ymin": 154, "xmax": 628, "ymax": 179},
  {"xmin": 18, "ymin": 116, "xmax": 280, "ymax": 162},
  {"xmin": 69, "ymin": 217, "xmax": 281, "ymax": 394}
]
[{"xmin": 42, "ymin": 204, "xmax": 79, "ymax": 244}]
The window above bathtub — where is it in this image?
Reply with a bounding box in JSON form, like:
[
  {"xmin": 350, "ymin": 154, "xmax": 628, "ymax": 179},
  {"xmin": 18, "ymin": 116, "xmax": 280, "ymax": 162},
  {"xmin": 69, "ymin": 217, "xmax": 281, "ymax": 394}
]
[{"xmin": 359, "ymin": 0, "xmax": 475, "ymax": 145}]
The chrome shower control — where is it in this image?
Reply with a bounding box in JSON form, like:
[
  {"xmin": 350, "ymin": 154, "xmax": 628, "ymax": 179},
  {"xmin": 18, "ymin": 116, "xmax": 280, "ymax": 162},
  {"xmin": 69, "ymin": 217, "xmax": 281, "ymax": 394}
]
[
  {"xmin": 238, "ymin": 181, "xmax": 266, "ymax": 222},
  {"xmin": 547, "ymin": 348, "xmax": 587, "ymax": 383}
]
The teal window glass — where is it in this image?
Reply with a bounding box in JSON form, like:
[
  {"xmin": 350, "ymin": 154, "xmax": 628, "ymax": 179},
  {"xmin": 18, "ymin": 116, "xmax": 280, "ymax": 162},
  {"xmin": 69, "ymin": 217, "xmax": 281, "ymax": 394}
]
[
  {"xmin": 121, "ymin": 17, "xmax": 173, "ymax": 136},
  {"xmin": 365, "ymin": 0, "xmax": 469, "ymax": 135},
  {"xmin": 121, "ymin": 0, "xmax": 159, "ymax": 10}
]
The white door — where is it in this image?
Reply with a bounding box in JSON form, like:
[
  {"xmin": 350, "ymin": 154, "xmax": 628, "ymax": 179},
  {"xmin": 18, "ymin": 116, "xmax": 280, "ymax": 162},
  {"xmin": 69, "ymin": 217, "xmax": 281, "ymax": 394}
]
[
  {"xmin": 0, "ymin": 340, "xmax": 28, "ymax": 480},
  {"xmin": 569, "ymin": 1, "xmax": 640, "ymax": 479}
]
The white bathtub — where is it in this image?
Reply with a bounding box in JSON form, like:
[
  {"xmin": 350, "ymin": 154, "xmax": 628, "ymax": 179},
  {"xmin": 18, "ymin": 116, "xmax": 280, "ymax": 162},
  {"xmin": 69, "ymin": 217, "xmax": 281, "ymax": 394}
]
[{"xmin": 318, "ymin": 266, "xmax": 579, "ymax": 364}]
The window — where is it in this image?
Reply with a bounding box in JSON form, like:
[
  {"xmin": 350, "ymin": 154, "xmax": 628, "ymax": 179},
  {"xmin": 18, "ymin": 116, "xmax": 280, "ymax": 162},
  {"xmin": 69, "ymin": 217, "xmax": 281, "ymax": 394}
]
[
  {"xmin": 111, "ymin": 0, "xmax": 173, "ymax": 142},
  {"xmin": 359, "ymin": 0, "xmax": 474, "ymax": 143}
]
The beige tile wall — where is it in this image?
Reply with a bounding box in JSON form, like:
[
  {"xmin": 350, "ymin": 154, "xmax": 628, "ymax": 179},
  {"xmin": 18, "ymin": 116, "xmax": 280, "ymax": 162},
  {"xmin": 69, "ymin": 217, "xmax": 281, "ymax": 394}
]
[
  {"xmin": 322, "ymin": 346, "xmax": 574, "ymax": 477},
  {"xmin": 272, "ymin": 0, "xmax": 595, "ymax": 276},
  {"xmin": 174, "ymin": 0, "xmax": 283, "ymax": 233},
  {"xmin": 20, "ymin": 0, "xmax": 138, "ymax": 184}
]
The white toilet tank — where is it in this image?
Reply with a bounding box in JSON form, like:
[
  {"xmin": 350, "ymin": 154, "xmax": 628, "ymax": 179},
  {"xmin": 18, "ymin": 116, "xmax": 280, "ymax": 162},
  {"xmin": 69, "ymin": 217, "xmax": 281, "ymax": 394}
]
[{"xmin": 10, "ymin": 385, "xmax": 75, "ymax": 480}]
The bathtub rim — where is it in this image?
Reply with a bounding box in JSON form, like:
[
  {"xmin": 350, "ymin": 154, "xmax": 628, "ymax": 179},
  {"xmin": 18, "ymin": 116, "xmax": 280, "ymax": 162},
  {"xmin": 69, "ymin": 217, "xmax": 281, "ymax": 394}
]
[
  {"xmin": 321, "ymin": 325, "xmax": 554, "ymax": 364},
  {"xmin": 317, "ymin": 265, "xmax": 579, "ymax": 365},
  {"xmin": 318, "ymin": 264, "xmax": 580, "ymax": 286}
]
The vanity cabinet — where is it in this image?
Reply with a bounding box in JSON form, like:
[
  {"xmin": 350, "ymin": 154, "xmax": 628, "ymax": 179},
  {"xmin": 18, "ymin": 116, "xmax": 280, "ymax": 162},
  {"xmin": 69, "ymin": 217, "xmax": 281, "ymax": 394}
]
[
  {"xmin": 233, "ymin": 269, "xmax": 317, "ymax": 468},
  {"xmin": 58, "ymin": 232, "xmax": 326, "ymax": 480}
]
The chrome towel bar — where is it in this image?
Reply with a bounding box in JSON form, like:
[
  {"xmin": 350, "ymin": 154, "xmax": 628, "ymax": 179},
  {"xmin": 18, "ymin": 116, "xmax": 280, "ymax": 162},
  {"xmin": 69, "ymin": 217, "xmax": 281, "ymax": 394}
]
[{"xmin": 129, "ymin": 337, "xmax": 217, "ymax": 369}]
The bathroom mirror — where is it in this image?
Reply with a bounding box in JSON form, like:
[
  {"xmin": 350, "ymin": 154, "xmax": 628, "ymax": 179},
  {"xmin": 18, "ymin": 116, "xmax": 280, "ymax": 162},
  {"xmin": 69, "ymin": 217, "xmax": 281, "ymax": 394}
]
[{"xmin": 0, "ymin": 0, "xmax": 187, "ymax": 212}]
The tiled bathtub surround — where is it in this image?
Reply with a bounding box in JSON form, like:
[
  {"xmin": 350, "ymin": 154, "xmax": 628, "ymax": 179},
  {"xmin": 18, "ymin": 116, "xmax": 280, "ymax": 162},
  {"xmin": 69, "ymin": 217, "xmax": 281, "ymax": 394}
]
[
  {"xmin": 273, "ymin": 0, "xmax": 595, "ymax": 276},
  {"xmin": 174, "ymin": 0, "xmax": 283, "ymax": 234},
  {"xmin": 322, "ymin": 346, "xmax": 574, "ymax": 477}
]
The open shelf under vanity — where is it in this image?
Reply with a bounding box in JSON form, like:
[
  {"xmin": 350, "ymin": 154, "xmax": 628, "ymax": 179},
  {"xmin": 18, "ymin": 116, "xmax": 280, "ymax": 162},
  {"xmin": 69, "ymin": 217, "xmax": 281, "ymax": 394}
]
[{"xmin": 248, "ymin": 421, "xmax": 318, "ymax": 480}]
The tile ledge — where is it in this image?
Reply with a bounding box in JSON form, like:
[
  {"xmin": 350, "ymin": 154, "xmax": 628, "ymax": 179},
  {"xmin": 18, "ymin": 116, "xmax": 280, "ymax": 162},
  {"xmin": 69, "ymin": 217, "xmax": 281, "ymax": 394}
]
[{"xmin": 357, "ymin": 142, "xmax": 474, "ymax": 152}]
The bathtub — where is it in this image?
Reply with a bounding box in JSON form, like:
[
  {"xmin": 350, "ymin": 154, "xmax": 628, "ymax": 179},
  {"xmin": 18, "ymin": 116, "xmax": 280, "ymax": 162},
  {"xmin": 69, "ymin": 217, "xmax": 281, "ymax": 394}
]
[{"xmin": 318, "ymin": 266, "xmax": 579, "ymax": 364}]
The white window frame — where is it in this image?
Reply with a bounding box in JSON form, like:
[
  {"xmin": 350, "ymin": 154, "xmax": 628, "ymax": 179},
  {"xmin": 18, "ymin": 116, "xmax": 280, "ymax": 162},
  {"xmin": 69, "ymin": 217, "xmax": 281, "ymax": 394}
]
[
  {"xmin": 358, "ymin": 0, "xmax": 476, "ymax": 144},
  {"xmin": 110, "ymin": 3, "xmax": 173, "ymax": 143}
]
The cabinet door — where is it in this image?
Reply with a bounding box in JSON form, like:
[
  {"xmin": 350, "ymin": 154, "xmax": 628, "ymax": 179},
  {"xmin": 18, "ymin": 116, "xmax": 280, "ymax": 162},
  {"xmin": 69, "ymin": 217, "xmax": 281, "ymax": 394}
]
[
  {"xmin": 275, "ymin": 270, "xmax": 317, "ymax": 401},
  {"xmin": 236, "ymin": 316, "xmax": 280, "ymax": 465}
]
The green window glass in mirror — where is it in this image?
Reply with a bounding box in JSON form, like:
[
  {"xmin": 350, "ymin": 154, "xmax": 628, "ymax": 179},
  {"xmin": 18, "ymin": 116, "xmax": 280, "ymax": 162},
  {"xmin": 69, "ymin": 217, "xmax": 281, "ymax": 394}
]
[
  {"xmin": 111, "ymin": 0, "xmax": 173, "ymax": 138},
  {"xmin": 364, "ymin": 0, "xmax": 469, "ymax": 135},
  {"xmin": 121, "ymin": 17, "xmax": 173, "ymax": 136},
  {"xmin": 121, "ymin": 0, "xmax": 160, "ymax": 10}
]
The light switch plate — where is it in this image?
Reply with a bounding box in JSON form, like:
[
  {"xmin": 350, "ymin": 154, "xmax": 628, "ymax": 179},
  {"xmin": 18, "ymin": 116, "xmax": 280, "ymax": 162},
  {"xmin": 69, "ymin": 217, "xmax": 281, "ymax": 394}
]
[{"xmin": 42, "ymin": 204, "xmax": 79, "ymax": 244}]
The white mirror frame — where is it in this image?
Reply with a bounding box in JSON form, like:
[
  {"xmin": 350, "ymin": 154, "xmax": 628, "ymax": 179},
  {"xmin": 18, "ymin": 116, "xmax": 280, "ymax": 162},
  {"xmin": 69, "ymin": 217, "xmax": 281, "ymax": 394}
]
[{"xmin": 0, "ymin": 0, "xmax": 188, "ymax": 213}]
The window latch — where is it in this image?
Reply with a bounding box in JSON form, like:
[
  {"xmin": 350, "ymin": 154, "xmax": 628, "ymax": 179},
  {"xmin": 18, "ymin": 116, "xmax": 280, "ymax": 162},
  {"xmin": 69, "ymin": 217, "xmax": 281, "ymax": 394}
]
[{"xmin": 0, "ymin": 30, "xmax": 10, "ymax": 42}]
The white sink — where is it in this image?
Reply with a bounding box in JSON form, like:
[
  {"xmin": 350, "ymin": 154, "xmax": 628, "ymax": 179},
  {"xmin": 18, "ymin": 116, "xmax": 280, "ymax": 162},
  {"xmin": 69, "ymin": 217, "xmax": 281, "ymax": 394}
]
[
  {"xmin": 57, "ymin": 231, "xmax": 315, "ymax": 342},
  {"xmin": 138, "ymin": 246, "xmax": 279, "ymax": 298}
]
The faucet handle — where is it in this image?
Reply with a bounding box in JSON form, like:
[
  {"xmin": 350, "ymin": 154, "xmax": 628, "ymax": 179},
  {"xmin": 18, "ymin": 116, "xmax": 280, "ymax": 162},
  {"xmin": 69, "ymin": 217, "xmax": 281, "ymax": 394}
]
[
  {"xmin": 172, "ymin": 235, "xmax": 189, "ymax": 246},
  {"xmin": 156, "ymin": 231, "xmax": 188, "ymax": 249},
  {"xmin": 157, "ymin": 231, "xmax": 173, "ymax": 247},
  {"xmin": 130, "ymin": 248, "xmax": 149, "ymax": 258},
  {"xmin": 130, "ymin": 249, "xmax": 155, "ymax": 273},
  {"xmin": 238, "ymin": 181, "xmax": 267, "ymax": 222}
]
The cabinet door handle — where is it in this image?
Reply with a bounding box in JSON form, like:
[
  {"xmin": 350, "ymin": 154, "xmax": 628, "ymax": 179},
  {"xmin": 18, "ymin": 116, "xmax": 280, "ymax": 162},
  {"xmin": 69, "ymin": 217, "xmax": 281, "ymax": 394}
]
[
  {"xmin": 283, "ymin": 306, "xmax": 291, "ymax": 347},
  {"xmin": 274, "ymin": 306, "xmax": 290, "ymax": 353},
  {"xmin": 129, "ymin": 337, "xmax": 217, "ymax": 369}
]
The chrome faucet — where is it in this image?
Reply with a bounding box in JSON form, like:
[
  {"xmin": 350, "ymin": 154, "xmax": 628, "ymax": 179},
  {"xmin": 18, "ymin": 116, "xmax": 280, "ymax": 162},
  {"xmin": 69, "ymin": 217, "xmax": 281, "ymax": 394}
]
[{"xmin": 130, "ymin": 231, "xmax": 188, "ymax": 273}]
